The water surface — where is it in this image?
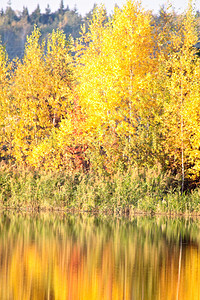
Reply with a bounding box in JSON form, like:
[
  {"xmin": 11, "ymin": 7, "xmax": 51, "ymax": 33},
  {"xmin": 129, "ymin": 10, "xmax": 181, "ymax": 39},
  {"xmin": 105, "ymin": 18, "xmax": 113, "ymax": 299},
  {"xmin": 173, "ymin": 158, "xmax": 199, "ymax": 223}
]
[{"xmin": 0, "ymin": 213, "xmax": 200, "ymax": 299}]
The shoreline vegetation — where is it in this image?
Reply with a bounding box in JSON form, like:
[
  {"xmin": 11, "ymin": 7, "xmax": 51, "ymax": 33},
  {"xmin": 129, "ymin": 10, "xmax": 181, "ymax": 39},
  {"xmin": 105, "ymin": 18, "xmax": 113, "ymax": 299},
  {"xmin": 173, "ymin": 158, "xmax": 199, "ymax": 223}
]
[
  {"xmin": 1, "ymin": 165, "xmax": 200, "ymax": 216},
  {"xmin": 1, "ymin": 0, "xmax": 200, "ymax": 213}
]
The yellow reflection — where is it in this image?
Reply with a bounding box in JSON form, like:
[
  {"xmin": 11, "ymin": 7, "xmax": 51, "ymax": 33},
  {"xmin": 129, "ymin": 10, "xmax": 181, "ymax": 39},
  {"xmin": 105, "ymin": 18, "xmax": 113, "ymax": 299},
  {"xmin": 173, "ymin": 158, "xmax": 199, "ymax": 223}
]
[
  {"xmin": 160, "ymin": 245, "xmax": 200, "ymax": 300},
  {"xmin": 0, "ymin": 215, "xmax": 200, "ymax": 300}
]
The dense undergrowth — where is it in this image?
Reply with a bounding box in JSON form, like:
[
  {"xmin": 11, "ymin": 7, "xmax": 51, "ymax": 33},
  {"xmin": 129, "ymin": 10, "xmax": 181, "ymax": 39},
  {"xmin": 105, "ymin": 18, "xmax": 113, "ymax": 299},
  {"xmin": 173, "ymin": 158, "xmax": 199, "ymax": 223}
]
[{"xmin": 1, "ymin": 164, "xmax": 200, "ymax": 215}]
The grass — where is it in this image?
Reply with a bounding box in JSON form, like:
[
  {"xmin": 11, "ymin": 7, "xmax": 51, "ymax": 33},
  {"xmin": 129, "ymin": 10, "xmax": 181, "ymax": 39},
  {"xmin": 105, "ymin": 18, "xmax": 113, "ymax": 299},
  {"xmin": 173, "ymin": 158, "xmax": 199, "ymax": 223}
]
[{"xmin": 0, "ymin": 163, "xmax": 200, "ymax": 215}]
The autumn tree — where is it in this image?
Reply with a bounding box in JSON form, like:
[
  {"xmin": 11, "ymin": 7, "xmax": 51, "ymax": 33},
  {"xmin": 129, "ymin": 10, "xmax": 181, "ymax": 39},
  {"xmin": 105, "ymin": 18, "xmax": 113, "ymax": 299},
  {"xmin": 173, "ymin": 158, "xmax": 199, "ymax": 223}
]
[
  {"xmin": 76, "ymin": 1, "xmax": 158, "ymax": 172},
  {"xmin": 156, "ymin": 2, "xmax": 199, "ymax": 186},
  {"xmin": 10, "ymin": 27, "xmax": 76, "ymax": 168},
  {"xmin": 0, "ymin": 41, "xmax": 12, "ymax": 161}
]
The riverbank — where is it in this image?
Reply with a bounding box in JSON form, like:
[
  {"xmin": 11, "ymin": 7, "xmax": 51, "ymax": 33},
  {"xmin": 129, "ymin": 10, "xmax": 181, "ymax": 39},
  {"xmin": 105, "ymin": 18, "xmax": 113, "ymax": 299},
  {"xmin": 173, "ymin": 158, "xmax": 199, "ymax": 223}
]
[{"xmin": 1, "ymin": 166, "xmax": 200, "ymax": 215}]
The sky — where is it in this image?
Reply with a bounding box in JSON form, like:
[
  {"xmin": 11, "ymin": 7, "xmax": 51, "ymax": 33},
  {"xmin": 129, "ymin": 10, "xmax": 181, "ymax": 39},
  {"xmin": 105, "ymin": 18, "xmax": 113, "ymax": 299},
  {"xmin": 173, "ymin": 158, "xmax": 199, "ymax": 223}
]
[{"xmin": 0, "ymin": 0, "xmax": 199, "ymax": 16}]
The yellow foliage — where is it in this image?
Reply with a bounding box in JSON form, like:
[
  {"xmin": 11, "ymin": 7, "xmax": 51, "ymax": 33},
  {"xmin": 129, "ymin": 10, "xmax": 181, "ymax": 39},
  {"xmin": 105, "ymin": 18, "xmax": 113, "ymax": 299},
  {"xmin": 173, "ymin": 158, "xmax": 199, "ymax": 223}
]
[
  {"xmin": 157, "ymin": 2, "xmax": 199, "ymax": 177},
  {"xmin": 9, "ymin": 27, "xmax": 75, "ymax": 167},
  {"xmin": 76, "ymin": 1, "xmax": 157, "ymax": 169},
  {"xmin": 0, "ymin": 41, "xmax": 12, "ymax": 158},
  {"xmin": 1, "ymin": 0, "xmax": 200, "ymax": 180}
]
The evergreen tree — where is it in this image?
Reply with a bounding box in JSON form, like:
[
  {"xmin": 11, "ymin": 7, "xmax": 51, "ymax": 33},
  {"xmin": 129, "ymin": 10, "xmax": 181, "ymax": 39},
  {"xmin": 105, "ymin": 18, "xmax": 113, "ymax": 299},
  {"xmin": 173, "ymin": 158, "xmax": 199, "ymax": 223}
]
[
  {"xmin": 45, "ymin": 4, "xmax": 51, "ymax": 15},
  {"xmin": 58, "ymin": 0, "xmax": 64, "ymax": 15},
  {"xmin": 22, "ymin": 6, "xmax": 29, "ymax": 18},
  {"xmin": 4, "ymin": 6, "xmax": 17, "ymax": 24},
  {"xmin": 30, "ymin": 4, "xmax": 41, "ymax": 24}
]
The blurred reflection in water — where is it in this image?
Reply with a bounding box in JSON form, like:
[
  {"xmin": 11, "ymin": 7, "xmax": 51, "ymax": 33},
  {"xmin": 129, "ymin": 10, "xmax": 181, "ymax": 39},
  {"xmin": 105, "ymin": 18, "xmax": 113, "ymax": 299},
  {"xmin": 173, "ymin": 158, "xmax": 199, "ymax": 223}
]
[{"xmin": 0, "ymin": 213, "xmax": 200, "ymax": 299}]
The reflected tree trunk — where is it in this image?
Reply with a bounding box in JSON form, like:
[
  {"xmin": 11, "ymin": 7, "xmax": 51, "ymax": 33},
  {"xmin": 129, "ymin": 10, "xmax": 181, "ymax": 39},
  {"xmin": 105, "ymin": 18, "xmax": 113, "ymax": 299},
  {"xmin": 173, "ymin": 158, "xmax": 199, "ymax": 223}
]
[{"xmin": 176, "ymin": 233, "xmax": 182, "ymax": 300}]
